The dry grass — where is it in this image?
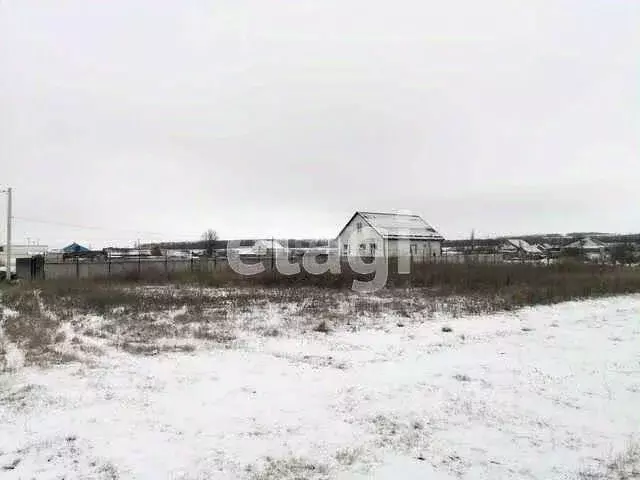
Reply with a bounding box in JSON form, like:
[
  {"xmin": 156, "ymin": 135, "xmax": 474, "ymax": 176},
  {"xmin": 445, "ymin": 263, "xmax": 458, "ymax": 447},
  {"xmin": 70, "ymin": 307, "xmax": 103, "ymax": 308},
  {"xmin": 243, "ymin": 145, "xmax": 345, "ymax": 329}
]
[
  {"xmin": 2, "ymin": 262, "xmax": 640, "ymax": 366},
  {"xmin": 13, "ymin": 260, "xmax": 640, "ymax": 302},
  {"xmin": 29, "ymin": 259, "xmax": 640, "ymax": 303},
  {"xmin": 0, "ymin": 291, "xmax": 70, "ymax": 366},
  {"xmin": 247, "ymin": 456, "xmax": 329, "ymax": 480},
  {"xmin": 578, "ymin": 442, "xmax": 640, "ymax": 479},
  {"xmin": 0, "ymin": 284, "xmax": 242, "ymax": 365},
  {"xmin": 334, "ymin": 447, "xmax": 364, "ymax": 467}
]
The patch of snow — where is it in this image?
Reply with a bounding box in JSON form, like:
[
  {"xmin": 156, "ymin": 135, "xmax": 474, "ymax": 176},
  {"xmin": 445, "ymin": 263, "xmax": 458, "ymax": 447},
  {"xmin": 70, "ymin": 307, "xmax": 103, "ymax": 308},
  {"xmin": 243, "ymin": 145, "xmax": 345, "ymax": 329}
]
[
  {"xmin": 1, "ymin": 309, "xmax": 25, "ymax": 372},
  {"xmin": 1, "ymin": 343, "xmax": 25, "ymax": 372},
  {"xmin": 2, "ymin": 307, "xmax": 19, "ymax": 319},
  {"xmin": 1, "ymin": 295, "xmax": 639, "ymax": 478}
]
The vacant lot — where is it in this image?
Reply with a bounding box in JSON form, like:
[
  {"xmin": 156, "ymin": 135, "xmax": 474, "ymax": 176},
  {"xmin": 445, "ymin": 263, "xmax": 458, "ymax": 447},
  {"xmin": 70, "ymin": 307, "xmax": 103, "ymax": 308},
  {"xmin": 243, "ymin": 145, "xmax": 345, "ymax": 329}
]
[{"xmin": 1, "ymin": 286, "xmax": 639, "ymax": 479}]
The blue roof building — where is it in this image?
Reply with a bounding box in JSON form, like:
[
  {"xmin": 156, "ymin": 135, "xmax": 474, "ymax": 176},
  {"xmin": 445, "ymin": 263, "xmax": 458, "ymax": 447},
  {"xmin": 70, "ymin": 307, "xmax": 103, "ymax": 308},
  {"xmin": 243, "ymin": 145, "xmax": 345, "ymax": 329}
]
[{"xmin": 62, "ymin": 242, "xmax": 90, "ymax": 254}]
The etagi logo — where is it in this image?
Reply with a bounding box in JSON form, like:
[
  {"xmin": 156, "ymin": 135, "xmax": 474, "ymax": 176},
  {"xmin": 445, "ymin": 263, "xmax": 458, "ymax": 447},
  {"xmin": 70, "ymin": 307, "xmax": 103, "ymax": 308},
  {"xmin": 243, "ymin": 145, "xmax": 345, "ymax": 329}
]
[{"xmin": 226, "ymin": 212, "xmax": 416, "ymax": 293}]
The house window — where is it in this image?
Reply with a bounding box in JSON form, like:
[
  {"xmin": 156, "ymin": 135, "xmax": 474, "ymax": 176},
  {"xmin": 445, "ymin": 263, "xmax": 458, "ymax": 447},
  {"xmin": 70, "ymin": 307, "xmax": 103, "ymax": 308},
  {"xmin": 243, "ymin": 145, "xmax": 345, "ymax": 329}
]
[
  {"xmin": 410, "ymin": 244, "xmax": 417, "ymax": 255},
  {"xmin": 370, "ymin": 243, "xmax": 377, "ymax": 254},
  {"xmin": 359, "ymin": 243, "xmax": 366, "ymax": 252},
  {"xmin": 356, "ymin": 222, "xmax": 362, "ymax": 232},
  {"xmin": 343, "ymin": 244, "xmax": 349, "ymax": 254}
]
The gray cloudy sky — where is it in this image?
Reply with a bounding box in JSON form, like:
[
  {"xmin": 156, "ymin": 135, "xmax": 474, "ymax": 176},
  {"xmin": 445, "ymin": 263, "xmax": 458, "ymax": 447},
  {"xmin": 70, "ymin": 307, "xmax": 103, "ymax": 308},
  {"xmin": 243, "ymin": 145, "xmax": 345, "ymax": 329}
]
[{"xmin": 1, "ymin": 1, "xmax": 639, "ymax": 248}]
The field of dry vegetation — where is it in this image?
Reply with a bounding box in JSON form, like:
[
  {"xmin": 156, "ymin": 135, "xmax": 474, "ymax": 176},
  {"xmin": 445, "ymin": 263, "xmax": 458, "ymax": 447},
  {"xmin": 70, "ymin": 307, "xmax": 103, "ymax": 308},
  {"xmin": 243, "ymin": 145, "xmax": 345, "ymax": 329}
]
[{"xmin": 2, "ymin": 261, "xmax": 640, "ymax": 369}]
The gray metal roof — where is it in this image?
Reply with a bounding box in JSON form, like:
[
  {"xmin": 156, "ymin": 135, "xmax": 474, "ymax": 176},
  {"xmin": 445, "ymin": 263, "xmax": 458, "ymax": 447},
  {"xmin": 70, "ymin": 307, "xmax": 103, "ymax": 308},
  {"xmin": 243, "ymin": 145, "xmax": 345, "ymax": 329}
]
[
  {"xmin": 501, "ymin": 239, "xmax": 542, "ymax": 254},
  {"xmin": 357, "ymin": 211, "xmax": 444, "ymax": 240}
]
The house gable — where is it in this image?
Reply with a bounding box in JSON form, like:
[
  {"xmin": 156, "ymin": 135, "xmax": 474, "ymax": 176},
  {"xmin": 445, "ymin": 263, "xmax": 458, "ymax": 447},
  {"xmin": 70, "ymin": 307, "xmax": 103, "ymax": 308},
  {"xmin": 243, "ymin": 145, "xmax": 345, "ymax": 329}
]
[
  {"xmin": 336, "ymin": 212, "xmax": 378, "ymax": 240},
  {"xmin": 337, "ymin": 213, "xmax": 384, "ymax": 256}
]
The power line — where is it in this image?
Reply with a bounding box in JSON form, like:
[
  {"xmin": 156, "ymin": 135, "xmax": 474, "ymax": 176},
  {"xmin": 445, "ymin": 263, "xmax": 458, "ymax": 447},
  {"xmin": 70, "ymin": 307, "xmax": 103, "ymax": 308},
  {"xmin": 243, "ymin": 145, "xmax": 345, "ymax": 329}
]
[{"xmin": 12, "ymin": 215, "xmax": 172, "ymax": 237}]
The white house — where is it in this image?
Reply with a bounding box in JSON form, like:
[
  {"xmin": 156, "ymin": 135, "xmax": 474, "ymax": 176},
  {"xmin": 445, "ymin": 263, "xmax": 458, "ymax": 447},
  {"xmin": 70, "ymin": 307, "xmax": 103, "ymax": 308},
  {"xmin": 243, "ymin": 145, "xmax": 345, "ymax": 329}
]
[
  {"xmin": 234, "ymin": 239, "xmax": 286, "ymax": 256},
  {"xmin": 0, "ymin": 244, "xmax": 49, "ymax": 271},
  {"xmin": 336, "ymin": 211, "xmax": 444, "ymax": 259}
]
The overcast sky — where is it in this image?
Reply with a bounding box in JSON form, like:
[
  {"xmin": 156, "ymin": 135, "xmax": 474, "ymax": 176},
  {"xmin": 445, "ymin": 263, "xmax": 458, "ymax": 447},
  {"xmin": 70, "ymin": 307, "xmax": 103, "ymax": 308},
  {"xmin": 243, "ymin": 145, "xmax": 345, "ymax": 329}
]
[{"xmin": 1, "ymin": 1, "xmax": 638, "ymax": 248}]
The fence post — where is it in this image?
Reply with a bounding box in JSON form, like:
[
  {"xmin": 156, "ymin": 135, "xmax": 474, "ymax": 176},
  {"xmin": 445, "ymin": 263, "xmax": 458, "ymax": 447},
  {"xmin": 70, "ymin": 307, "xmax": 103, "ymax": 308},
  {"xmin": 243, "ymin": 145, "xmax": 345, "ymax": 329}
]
[
  {"xmin": 75, "ymin": 256, "xmax": 79, "ymax": 280},
  {"xmin": 271, "ymin": 240, "xmax": 275, "ymax": 272}
]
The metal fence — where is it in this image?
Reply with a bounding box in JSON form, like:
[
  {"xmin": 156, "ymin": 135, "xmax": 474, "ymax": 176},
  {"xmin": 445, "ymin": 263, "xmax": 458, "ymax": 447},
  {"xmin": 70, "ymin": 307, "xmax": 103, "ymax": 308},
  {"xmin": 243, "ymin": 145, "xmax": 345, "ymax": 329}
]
[
  {"xmin": 17, "ymin": 257, "xmax": 221, "ymax": 281},
  {"xmin": 14, "ymin": 252, "xmax": 515, "ymax": 282}
]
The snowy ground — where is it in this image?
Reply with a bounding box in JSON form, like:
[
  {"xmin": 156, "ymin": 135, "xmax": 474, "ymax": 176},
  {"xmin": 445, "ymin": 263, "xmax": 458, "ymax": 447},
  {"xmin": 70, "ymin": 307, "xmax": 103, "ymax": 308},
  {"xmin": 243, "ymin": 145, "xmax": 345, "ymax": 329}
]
[{"xmin": 1, "ymin": 295, "xmax": 639, "ymax": 479}]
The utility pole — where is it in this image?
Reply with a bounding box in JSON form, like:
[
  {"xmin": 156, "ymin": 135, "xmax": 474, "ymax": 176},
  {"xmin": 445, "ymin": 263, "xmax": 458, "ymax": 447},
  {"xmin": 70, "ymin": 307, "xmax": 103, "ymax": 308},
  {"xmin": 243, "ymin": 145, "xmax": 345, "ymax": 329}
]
[
  {"xmin": 1, "ymin": 187, "xmax": 12, "ymax": 281},
  {"xmin": 271, "ymin": 236, "xmax": 275, "ymax": 272},
  {"xmin": 470, "ymin": 228, "xmax": 475, "ymax": 254}
]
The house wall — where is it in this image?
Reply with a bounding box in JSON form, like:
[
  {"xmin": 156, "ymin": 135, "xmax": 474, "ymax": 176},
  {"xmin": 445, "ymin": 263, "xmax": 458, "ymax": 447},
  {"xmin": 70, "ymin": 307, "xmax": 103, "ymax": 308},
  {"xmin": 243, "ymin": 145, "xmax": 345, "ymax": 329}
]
[
  {"xmin": 337, "ymin": 213, "xmax": 384, "ymax": 257},
  {"xmin": 387, "ymin": 239, "xmax": 442, "ymax": 258}
]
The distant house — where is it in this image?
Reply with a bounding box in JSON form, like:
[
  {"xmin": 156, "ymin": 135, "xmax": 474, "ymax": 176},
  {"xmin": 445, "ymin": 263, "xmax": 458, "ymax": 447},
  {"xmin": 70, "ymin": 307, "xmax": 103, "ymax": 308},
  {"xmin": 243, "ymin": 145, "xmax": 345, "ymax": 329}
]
[
  {"xmin": 499, "ymin": 239, "xmax": 544, "ymax": 260},
  {"xmin": 161, "ymin": 249, "xmax": 193, "ymax": 259},
  {"xmin": 284, "ymin": 239, "xmax": 336, "ymax": 257},
  {"xmin": 44, "ymin": 243, "xmax": 106, "ymax": 262},
  {"xmin": 0, "ymin": 244, "xmax": 48, "ymax": 270},
  {"xmin": 336, "ymin": 211, "xmax": 444, "ymax": 259},
  {"xmin": 562, "ymin": 236, "xmax": 607, "ymax": 251},
  {"xmin": 103, "ymin": 247, "xmax": 152, "ymax": 259},
  {"xmin": 62, "ymin": 242, "xmax": 90, "ymax": 254},
  {"xmin": 235, "ymin": 239, "xmax": 286, "ymax": 256},
  {"xmin": 533, "ymin": 243, "xmax": 553, "ymax": 252},
  {"xmin": 562, "ymin": 237, "xmax": 608, "ymax": 261}
]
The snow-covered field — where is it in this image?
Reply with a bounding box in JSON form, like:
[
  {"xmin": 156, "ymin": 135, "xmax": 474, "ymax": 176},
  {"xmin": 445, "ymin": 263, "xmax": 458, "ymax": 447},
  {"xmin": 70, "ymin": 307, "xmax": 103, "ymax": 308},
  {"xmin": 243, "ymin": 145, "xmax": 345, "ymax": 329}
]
[{"xmin": 1, "ymin": 295, "xmax": 639, "ymax": 479}]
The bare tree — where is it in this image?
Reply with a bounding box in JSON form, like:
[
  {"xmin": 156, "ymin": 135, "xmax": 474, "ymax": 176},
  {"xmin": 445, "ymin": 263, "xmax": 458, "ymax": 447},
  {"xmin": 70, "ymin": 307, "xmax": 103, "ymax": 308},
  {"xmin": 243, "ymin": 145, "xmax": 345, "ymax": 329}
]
[{"xmin": 201, "ymin": 229, "xmax": 219, "ymax": 256}]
